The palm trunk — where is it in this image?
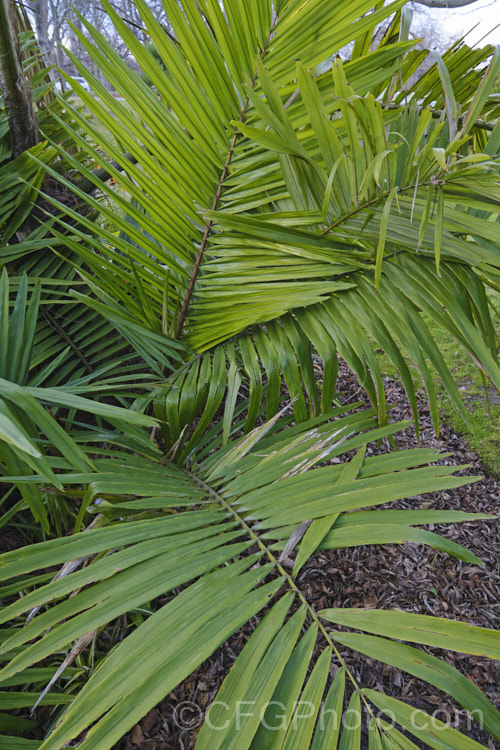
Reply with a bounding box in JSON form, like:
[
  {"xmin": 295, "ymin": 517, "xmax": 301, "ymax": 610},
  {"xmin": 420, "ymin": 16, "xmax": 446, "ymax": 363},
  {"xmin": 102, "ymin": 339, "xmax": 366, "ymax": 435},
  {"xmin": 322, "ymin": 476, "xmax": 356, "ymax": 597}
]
[{"xmin": 0, "ymin": 0, "xmax": 39, "ymax": 158}]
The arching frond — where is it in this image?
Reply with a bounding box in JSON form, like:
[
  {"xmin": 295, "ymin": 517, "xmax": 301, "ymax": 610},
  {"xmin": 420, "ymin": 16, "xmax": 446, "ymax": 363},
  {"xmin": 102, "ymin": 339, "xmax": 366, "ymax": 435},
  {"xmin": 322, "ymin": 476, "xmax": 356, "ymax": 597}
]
[
  {"xmin": 0, "ymin": 410, "xmax": 497, "ymax": 749},
  {"xmin": 33, "ymin": 1, "xmax": 500, "ymax": 439},
  {"xmin": 2, "ymin": 3, "xmax": 500, "ymax": 748}
]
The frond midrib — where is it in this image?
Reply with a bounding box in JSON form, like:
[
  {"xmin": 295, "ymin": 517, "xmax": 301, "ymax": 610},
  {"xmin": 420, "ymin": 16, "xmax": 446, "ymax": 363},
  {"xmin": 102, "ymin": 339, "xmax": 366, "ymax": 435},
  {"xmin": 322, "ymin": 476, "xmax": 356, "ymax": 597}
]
[{"xmin": 175, "ymin": 12, "xmax": 280, "ymax": 338}]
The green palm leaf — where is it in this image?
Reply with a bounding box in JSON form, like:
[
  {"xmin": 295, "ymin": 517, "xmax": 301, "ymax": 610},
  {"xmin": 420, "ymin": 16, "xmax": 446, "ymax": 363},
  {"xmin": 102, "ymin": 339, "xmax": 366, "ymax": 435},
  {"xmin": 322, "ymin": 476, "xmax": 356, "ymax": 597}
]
[
  {"xmin": 1, "ymin": 410, "xmax": 498, "ymax": 748},
  {"xmin": 2, "ymin": 2, "xmax": 500, "ymax": 748},
  {"xmin": 35, "ymin": 6, "xmax": 500, "ymax": 441}
]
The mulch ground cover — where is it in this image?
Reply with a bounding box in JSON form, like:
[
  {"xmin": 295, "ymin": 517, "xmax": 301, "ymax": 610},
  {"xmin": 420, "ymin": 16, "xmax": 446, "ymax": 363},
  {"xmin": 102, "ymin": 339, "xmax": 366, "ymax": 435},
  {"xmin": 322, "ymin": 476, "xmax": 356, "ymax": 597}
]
[{"xmin": 117, "ymin": 364, "xmax": 500, "ymax": 749}]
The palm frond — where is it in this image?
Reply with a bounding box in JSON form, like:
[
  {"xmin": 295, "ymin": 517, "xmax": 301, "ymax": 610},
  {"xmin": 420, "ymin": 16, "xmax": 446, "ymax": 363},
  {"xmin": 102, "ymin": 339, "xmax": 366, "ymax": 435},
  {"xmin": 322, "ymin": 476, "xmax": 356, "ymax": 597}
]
[
  {"xmin": 2, "ymin": 4, "xmax": 499, "ymax": 747},
  {"xmin": 0, "ymin": 410, "xmax": 497, "ymax": 748},
  {"xmin": 32, "ymin": 2, "xmax": 500, "ymax": 440}
]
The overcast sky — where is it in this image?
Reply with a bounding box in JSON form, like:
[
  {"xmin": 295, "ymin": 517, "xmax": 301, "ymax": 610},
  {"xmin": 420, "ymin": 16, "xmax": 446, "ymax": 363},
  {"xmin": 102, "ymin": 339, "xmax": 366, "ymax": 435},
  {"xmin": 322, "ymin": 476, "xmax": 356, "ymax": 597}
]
[{"xmin": 416, "ymin": 0, "xmax": 500, "ymax": 46}]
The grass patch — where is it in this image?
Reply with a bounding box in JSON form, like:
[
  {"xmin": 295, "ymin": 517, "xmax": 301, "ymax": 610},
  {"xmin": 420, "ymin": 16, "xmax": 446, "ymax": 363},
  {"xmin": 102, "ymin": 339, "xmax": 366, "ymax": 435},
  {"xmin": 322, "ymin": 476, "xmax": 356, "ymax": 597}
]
[{"xmin": 378, "ymin": 294, "xmax": 500, "ymax": 474}]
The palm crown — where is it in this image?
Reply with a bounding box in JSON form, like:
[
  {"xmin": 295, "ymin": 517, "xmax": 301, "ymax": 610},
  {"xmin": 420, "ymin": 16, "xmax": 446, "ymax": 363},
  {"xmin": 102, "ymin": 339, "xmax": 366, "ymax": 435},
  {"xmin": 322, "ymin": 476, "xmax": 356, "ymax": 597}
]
[{"xmin": 1, "ymin": 0, "xmax": 500, "ymax": 748}]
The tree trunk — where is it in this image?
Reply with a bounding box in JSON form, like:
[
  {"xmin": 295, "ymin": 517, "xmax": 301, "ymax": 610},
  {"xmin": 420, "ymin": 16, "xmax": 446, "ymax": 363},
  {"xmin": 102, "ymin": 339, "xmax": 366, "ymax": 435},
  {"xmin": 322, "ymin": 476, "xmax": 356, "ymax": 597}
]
[
  {"xmin": 0, "ymin": 0, "xmax": 39, "ymax": 158},
  {"xmin": 30, "ymin": 0, "xmax": 51, "ymax": 65}
]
